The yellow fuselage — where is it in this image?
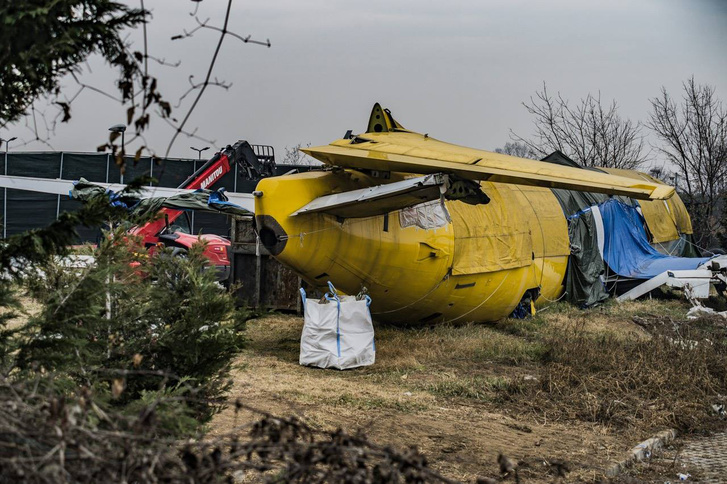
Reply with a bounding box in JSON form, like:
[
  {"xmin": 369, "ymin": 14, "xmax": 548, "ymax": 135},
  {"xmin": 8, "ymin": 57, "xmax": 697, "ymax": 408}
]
[{"xmin": 255, "ymin": 170, "xmax": 569, "ymax": 324}]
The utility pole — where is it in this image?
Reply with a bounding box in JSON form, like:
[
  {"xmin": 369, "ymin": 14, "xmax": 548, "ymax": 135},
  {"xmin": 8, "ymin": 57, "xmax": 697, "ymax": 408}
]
[{"xmin": 0, "ymin": 136, "xmax": 17, "ymax": 238}]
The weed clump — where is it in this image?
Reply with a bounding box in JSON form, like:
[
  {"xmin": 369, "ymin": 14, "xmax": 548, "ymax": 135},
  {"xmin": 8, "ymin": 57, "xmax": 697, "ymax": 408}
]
[
  {"xmin": 509, "ymin": 318, "xmax": 727, "ymax": 434},
  {"xmin": 427, "ymin": 375, "xmax": 525, "ymax": 403}
]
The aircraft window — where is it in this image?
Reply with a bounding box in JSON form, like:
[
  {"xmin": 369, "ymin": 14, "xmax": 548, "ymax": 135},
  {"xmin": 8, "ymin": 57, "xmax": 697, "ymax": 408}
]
[{"xmin": 399, "ymin": 200, "xmax": 449, "ymax": 230}]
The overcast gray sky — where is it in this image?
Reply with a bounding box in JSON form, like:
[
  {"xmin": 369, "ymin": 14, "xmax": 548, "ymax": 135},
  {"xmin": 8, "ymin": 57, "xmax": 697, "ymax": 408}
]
[{"xmin": 4, "ymin": 0, "xmax": 727, "ymax": 170}]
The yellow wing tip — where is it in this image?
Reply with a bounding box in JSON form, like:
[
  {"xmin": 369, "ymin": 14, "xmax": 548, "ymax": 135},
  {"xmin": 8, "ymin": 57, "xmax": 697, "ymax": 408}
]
[
  {"xmin": 650, "ymin": 184, "xmax": 676, "ymax": 200},
  {"xmin": 301, "ymin": 145, "xmax": 339, "ymax": 166}
]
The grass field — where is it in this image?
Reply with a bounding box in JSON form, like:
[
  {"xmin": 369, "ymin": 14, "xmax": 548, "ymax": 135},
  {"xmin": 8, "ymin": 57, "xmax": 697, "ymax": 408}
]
[{"xmin": 212, "ymin": 297, "xmax": 727, "ymax": 482}]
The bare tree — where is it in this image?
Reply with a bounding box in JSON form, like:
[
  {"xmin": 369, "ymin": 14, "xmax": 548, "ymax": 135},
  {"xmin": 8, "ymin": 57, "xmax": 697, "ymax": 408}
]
[
  {"xmin": 512, "ymin": 83, "xmax": 649, "ymax": 169},
  {"xmin": 648, "ymin": 77, "xmax": 727, "ymax": 246},
  {"xmin": 494, "ymin": 141, "xmax": 539, "ymax": 159},
  {"xmin": 282, "ymin": 143, "xmax": 319, "ymax": 166}
]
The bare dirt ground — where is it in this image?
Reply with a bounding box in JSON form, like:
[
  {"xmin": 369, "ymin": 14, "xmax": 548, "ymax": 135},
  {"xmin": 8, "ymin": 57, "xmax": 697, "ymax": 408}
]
[{"xmin": 211, "ymin": 299, "xmax": 699, "ymax": 482}]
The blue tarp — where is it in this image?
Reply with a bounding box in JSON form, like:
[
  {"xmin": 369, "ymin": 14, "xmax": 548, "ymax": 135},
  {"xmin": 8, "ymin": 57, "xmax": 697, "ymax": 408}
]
[{"xmin": 599, "ymin": 199, "xmax": 711, "ymax": 279}]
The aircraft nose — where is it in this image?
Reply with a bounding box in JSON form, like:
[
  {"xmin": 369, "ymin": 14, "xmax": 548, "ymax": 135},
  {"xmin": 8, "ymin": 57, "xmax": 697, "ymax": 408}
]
[{"xmin": 255, "ymin": 215, "xmax": 288, "ymax": 256}]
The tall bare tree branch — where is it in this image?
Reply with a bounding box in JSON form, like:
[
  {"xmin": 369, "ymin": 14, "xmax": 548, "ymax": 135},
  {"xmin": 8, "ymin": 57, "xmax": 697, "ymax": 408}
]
[
  {"xmin": 164, "ymin": 2, "xmax": 271, "ymax": 158},
  {"xmin": 512, "ymin": 83, "xmax": 649, "ymax": 170},
  {"xmin": 648, "ymin": 77, "xmax": 727, "ymax": 246}
]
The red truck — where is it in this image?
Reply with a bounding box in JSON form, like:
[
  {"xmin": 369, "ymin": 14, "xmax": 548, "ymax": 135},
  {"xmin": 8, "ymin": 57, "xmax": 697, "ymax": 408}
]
[{"xmin": 127, "ymin": 140, "xmax": 275, "ymax": 282}]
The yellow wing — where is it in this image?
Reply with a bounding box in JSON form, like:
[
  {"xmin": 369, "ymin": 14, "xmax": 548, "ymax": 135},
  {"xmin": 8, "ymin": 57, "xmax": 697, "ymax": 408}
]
[{"xmin": 302, "ymin": 104, "xmax": 674, "ymax": 201}]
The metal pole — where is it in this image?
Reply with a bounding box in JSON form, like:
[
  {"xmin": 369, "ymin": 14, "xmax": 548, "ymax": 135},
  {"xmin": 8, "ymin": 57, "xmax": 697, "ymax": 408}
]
[
  {"xmin": 191, "ymin": 159, "xmax": 197, "ymax": 233},
  {"xmin": 255, "ymin": 234, "xmax": 261, "ymax": 307},
  {"xmin": 3, "ymin": 146, "xmax": 6, "ymax": 239},
  {"xmin": 56, "ymin": 152, "xmax": 64, "ymax": 219},
  {"xmin": 119, "ymin": 131, "xmax": 125, "ymax": 185},
  {"xmin": 1, "ymin": 137, "xmax": 15, "ymax": 238}
]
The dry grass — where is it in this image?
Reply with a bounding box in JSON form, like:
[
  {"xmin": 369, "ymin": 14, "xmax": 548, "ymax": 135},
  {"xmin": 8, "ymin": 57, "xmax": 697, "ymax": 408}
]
[
  {"xmin": 513, "ymin": 315, "xmax": 727, "ymax": 436},
  {"xmin": 214, "ymin": 300, "xmax": 701, "ymax": 482},
  {"xmin": 505, "ymin": 298, "xmax": 689, "ymax": 338},
  {"xmin": 211, "ymin": 297, "xmax": 727, "ymax": 481},
  {"xmin": 235, "ymin": 313, "xmax": 549, "ymax": 420},
  {"xmin": 220, "ymin": 314, "xmax": 441, "ymax": 418},
  {"xmin": 9, "ymin": 276, "xmax": 717, "ymax": 482},
  {"xmin": 375, "ymin": 323, "xmax": 546, "ymax": 370},
  {"xmin": 492, "ymin": 299, "xmax": 727, "ymax": 436}
]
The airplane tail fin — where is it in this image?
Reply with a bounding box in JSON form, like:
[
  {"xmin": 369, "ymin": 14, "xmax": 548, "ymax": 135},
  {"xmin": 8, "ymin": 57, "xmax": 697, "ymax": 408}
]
[{"xmin": 366, "ymin": 103, "xmax": 406, "ymax": 133}]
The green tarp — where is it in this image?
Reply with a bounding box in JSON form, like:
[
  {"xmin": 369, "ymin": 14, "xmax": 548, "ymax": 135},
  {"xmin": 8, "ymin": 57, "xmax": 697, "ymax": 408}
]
[
  {"xmin": 550, "ymin": 188, "xmax": 610, "ymax": 307},
  {"xmin": 70, "ymin": 179, "xmax": 252, "ymax": 218},
  {"xmin": 564, "ymin": 210, "xmax": 609, "ymax": 308}
]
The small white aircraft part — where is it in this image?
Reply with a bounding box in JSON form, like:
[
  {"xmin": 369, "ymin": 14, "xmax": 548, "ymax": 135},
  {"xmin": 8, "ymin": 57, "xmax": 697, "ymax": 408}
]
[{"xmin": 616, "ymin": 269, "xmax": 713, "ymax": 302}]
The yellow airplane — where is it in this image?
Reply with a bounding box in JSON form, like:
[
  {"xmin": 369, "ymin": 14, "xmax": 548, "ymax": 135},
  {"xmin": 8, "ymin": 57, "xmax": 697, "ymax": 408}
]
[{"xmin": 254, "ymin": 104, "xmax": 689, "ymax": 324}]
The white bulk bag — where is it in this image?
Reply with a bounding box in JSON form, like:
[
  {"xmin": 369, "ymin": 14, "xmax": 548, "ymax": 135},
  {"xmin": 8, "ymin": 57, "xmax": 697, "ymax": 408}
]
[{"xmin": 299, "ymin": 282, "xmax": 375, "ymax": 370}]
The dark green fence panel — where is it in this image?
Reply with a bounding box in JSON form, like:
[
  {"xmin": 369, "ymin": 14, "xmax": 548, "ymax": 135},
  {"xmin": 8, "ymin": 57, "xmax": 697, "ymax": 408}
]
[
  {"xmin": 153, "ymin": 158, "xmax": 196, "ymax": 188},
  {"xmin": 5, "ymin": 153, "xmax": 60, "ymax": 235},
  {"xmin": 57, "ymin": 153, "xmax": 110, "ymax": 242},
  {"xmin": 61, "ymin": 153, "xmax": 109, "ymax": 182}
]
